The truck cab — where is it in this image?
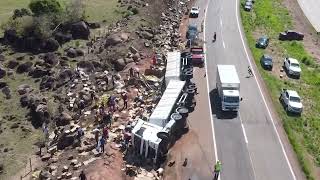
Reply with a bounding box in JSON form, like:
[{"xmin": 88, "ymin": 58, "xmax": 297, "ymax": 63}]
[{"xmin": 222, "ymin": 90, "xmax": 240, "ymax": 111}]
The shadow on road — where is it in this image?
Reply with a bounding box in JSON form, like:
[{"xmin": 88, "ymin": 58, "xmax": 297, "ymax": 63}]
[{"xmin": 209, "ymin": 89, "xmax": 238, "ymax": 120}]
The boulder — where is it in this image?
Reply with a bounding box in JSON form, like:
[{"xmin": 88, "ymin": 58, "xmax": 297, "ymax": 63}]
[
  {"xmin": 39, "ymin": 170, "xmax": 51, "ymax": 179},
  {"xmin": 71, "ymin": 21, "xmax": 90, "ymax": 39},
  {"xmin": 0, "ymin": 54, "xmax": 5, "ymax": 62},
  {"xmin": 0, "ymin": 66, "xmax": 6, "ymax": 78},
  {"xmin": 0, "ymin": 163, "xmax": 3, "ymax": 174},
  {"xmin": 132, "ymin": 53, "xmax": 140, "ymax": 61},
  {"xmin": 77, "ymin": 61, "xmax": 94, "ymax": 72},
  {"xmin": 0, "ymin": 82, "xmax": 7, "ymax": 89},
  {"xmin": 56, "ymin": 69, "xmax": 74, "ymax": 87},
  {"xmin": 56, "ymin": 112, "xmax": 72, "ymax": 126},
  {"xmin": 20, "ymin": 95, "xmax": 29, "ymax": 107},
  {"xmin": 44, "ymin": 52, "xmax": 58, "ymax": 66},
  {"xmin": 120, "ymin": 33, "xmax": 129, "ymax": 41},
  {"xmin": 129, "ymin": 46, "xmax": 138, "ymax": 54},
  {"xmin": 75, "ymin": 49, "xmax": 84, "ymax": 56},
  {"xmin": 66, "ymin": 48, "xmax": 77, "ymax": 58},
  {"xmin": 54, "ymin": 32, "xmax": 72, "ymax": 44},
  {"xmin": 114, "ymin": 58, "xmax": 126, "ymax": 71},
  {"xmin": 31, "ymin": 103, "xmax": 50, "ymax": 127},
  {"xmin": 105, "ymin": 34, "xmax": 122, "ymax": 47},
  {"xmin": 88, "ymin": 22, "xmax": 101, "ymax": 29},
  {"xmin": 28, "ymin": 68, "xmax": 50, "ymax": 78},
  {"xmin": 42, "ymin": 38, "xmax": 59, "ymax": 52},
  {"xmin": 6, "ymin": 60, "xmax": 19, "ymax": 69},
  {"xmin": 40, "ymin": 76, "xmax": 55, "ymax": 90},
  {"xmin": 2, "ymin": 86, "xmax": 11, "ymax": 99},
  {"xmin": 57, "ymin": 132, "xmax": 76, "ymax": 150},
  {"xmin": 17, "ymin": 84, "xmax": 32, "ymax": 95},
  {"xmin": 16, "ymin": 62, "xmax": 33, "ymax": 73},
  {"xmin": 3, "ymin": 29, "xmax": 18, "ymax": 44},
  {"xmin": 140, "ymin": 31, "xmax": 154, "ymax": 40}
]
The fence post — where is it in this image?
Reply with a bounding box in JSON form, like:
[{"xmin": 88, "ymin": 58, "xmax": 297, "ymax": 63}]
[{"xmin": 29, "ymin": 158, "xmax": 32, "ymax": 172}]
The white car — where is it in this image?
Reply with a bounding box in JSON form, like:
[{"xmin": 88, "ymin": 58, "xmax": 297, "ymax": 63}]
[
  {"xmin": 283, "ymin": 57, "xmax": 301, "ymax": 78},
  {"xmin": 190, "ymin": 7, "xmax": 200, "ymax": 18},
  {"xmin": 279, "ymin": 89, "xmax": 303, "ymax": 114}
]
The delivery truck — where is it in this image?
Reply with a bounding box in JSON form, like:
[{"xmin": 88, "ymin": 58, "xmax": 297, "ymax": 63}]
[{"xmin": 216, "ymin": 65, "xmax": 241, "ymax": 111}]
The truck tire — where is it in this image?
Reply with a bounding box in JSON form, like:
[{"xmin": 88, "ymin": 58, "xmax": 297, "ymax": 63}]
[
  {"xmin": 184, "ymin": 71, "xmax": 193, "ymax": 79},
  {"xmin": 176, "ymin": 106, "xmax": 189, "ymax": 118}
]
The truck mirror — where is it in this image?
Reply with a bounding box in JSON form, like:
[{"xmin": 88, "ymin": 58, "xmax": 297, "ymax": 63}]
[{"xmin": 240, "ymin": 97, "xmax": 243, "ymax": 101}]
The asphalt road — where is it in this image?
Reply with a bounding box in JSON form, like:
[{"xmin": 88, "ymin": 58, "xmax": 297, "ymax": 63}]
[
  {"xmin": 296, "ymin": 0, "xmax": 320, "ymax": 32},
  {"xmin": 201, "ymin": 0, "xmax": 298, "ymax": 179}
]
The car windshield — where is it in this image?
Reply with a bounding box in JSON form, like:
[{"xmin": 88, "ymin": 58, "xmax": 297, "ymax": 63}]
[
  {"xmin": 189, "ymin": 26, "xmax": 197, "ymax": 31},
  {"xmin": 291, "ymin": 63, "xmax": 300, "ymax": 68},
  {"xmin": 290, "ymin": 96, "xmax": 301, "ymax": 103},
  {"xmin": 246, "ymin": 2, "xmax": 252, "ymax": 5},
  {"xmin": 191, "ymin": 7, "xmax": 198, "ymax": 11},
  {"xmin": 224, "ymin": 96, "xmax": 239, "ymax": 103},
  {"xmin": 192, "ymin": 50, "xmax": 203, "ymax": 54},
  {"xmin": 259, "ymin": 38, "xmax": 266, "ymax": 43},
  {"xmin": 264, "ymin": 57, "xmax": 272, "ymax": 62}
]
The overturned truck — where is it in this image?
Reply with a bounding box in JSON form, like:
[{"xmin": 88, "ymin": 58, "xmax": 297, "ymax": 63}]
[{"xmin": 132, "ymin": 51, "xmax": 197, "ymax": 163}]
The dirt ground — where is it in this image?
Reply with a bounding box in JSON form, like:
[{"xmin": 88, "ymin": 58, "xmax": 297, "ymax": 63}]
[{"xmin": 282, "ymin": 0, "xmax": 320, "ymax": 62}]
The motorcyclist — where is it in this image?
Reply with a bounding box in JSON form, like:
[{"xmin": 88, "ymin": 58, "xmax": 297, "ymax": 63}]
[
  {"xmin": 248, "ymin": 66, "xmax": 253, "ymax": 77},
  {"xmin": 213, "ymin": 32, "xmax": 217, "ymax": 42}
]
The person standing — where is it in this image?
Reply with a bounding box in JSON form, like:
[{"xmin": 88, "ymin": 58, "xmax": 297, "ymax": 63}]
[
  {"xmin": 79, "ymin": 170, "xmax": 87, "ymax": 180},
  {"xmin": 129, "ymin": 67, "xmax": 134, "ymax": 78},
  {"xmin": 93, "ymin": 128, "xmax": 100, "ymax": 146},
  {"xmin": 122, "ymin": 92, "xmax": 128, "ymax": 110}
]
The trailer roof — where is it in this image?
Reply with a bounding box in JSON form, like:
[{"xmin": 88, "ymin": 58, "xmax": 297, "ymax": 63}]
[
  {"xmin": 165, "ymin": 51, "xmax": 181, "ymax": 85},
  {"xmin": 217, "ymin": 65, "xmax": 240, "ymax": 84},
  {"xmin": 149, "ymin": 80, "xmax": 185, "ymax": 127}
]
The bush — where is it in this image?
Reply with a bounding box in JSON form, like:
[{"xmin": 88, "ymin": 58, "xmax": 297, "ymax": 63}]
[
  {"xmin": 33, "ymin": 15, "xmax": 54, "ymax": 39},
  {"xmin": 1, "ymin": 16, "xmax": 34, "ymax": 37},
  {"xmin": 13, "ymin": 8, "xmax": 31, "ymax": 19},
  {"xmin": 131, "ymin": 8, "xmax": 139, "ymax": 15},
  {"xmin": 29, "ymin": 0, "xmax": 62, "ymax": 16},
  {"xmin": 62, "ymin": 0, "xmax": 86, "ymax": 23}
]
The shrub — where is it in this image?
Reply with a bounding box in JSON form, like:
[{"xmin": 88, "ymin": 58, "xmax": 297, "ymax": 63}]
[
  {"xmin": 131, "ymin": 8, "xmax": 139, "ymax": 15},
  {"xmin": 33, "ymin": 15, "xmax": 54, "ymax": 39},
  {"xmin": 1, "ymin": 16, "xmax": 34, "ymax": 37},
  {"xmin": 29, "ymin": 0, "xmax": 62, "ymax": 16},
  {"xmin": 13, "ymin": 8, "xmax": 31, "ymax": 19},
  {"xmin": 63, "ymin": 0, "xmax": 86, "ymax": 23}
]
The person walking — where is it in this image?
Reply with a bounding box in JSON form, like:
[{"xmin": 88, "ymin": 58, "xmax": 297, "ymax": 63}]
[
  {"xmin": 213, "ymin": 32, "xmax": 217, "ymax": 42},
  {"xmin": 102, "ymin": 126, "xmax": 109, "ymax": 139},
  {"xmin": 213, "ymin": 160, "xmax": 222, "ymax": 180},
  {"xmin": 248, "ymin": 66, "xmax": 253, "ymax": 77},
  {"xmin": 79, "ymin": 170, "xmax": 87, "ymax": 180},
  {"xmin": 99, "ymin": 136, "xmax": 106, "ymax": 153}
]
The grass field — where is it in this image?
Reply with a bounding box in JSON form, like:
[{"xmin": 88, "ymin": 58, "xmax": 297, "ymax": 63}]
[
  {"xmin": 241, "ymin": 0, "xmax": 320, "ymax": 179},
  {"xmin": 0, "ymin": 0, "xmax": 122, "ymax": 25}
]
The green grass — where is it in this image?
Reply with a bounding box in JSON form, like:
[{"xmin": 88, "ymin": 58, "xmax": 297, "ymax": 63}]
[
  {"xmin": 0, "ymin": 72, "xmax": 43, "ymax": 178},
  {"xmin": 241, "ymin": 0, "xmax": 320, "ymax": 179},
  {"xmin": 0, "ymin": 0, "xmax": 122, "ymax": 25}
]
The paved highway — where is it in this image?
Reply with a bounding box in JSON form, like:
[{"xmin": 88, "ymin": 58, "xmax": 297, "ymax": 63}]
[{"xmin": 202, "ymin": 0, "xmax": 300, "ymax": 179}]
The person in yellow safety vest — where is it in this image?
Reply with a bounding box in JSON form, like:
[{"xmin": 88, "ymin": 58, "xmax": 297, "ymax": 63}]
[{"xmin": 213, "ymin": 160, "xmax": 222, "ymax": 180}]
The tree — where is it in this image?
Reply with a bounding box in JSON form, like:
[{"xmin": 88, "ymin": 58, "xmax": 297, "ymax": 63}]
[{"xmin": 29, "ymin": 0, "xmax": 62, "ymax": 16}]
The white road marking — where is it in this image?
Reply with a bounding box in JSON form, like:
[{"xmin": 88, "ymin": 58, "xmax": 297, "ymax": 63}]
[
  {"xmin": 235, "ymin": 0, "xmax": 297, "ymax": 179},
  {"xmin": 241, "ymin": 123, "xmax": 248, "ymax": 144},
  {"xmin": 203, "ymin": 0, "xmax": 219, "ymax": 164},
  {"xmin": 220, "ymin": 18, "xmax": 223, "ymax": 26},
  {"xmin": 222, "ymin": 41, "xmax": 226, "ymax": 49}
]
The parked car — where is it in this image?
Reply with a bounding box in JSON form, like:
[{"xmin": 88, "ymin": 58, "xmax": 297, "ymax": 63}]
[
  {"xmin": 283, "ymin": 57, "xmax": 301, "ymax": 78},
  {"xmin": 279, "ymin": 89, "xmax": 303, "ymax": 114},
  {"xmin": 279, "ymin": 30, "xmax": 304, "ymax": 41},
  {"xmin": 186, "ymin": 25, "xmax": 198, "ymax": 41},
  {"xmin": 260, "ymin": 54, "xmax": 273, "ymax": 70},
  {"xmin": 244, "ymin": 1, "xmax": 253, "ymax": 11},
  {"xmin": 189, "ymin": 7, "xmax": 200, "ymax": 18},
  {"xmin": 190, "ymin": 47, "xmax": 204, "ymax": 66},
  {"xmin": 256, "ymin": 36, "xmax": 269, "ymax": 48}
]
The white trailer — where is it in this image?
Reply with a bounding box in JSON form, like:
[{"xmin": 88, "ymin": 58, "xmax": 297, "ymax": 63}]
[
  {"xmin": 216, "ymin": 65, "xmax": 241, "ymax": 111},
  {"xmin": 149, "ymin": 80, "xmax": 185, "ymax": 127},
  {"xmin": 165, "ymin": 51, "xmax": 181, "ymax": 86}
]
